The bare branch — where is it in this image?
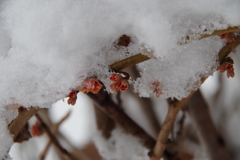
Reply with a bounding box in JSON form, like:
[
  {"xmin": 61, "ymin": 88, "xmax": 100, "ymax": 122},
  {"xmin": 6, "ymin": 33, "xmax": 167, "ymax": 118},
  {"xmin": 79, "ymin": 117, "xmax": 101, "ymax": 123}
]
[
  {"xmin": 187, "ymin": 90, "xmax": 231, "ymax": 160},
  {"xmin": 87, "ymin": 90, "xmax": 156, "ymax": 150},
  {"xmin": 35, "ymin": 114, "xmax": 78, "ymax": 160},
  {"xmin": 39, "ymin": 111, "xmax": 71, "ymax": 160}
]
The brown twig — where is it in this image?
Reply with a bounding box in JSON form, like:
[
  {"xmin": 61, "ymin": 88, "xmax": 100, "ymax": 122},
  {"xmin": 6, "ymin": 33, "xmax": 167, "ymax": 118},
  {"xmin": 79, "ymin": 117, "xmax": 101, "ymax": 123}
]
[
  {"xmin": 199, "ymin": 26, "xmax": 240, "ymax": 40},
  {"xmin": 35, "ymin": 114, "xmax": 78, "ymax": 160},
  {"xmin": 186, "ymin": 90, "xmax": 231, "ymax": 160},
  {"xmin": 8, "ymin": 107, "xmax": 40, "ymax": 140},
  {"xmin": 149, "ymin": 35, "xmax": 240, "ymax": 160},
  {"xmin": 39, "ymin": 111, "xmax": 71, "ymax": 160}
]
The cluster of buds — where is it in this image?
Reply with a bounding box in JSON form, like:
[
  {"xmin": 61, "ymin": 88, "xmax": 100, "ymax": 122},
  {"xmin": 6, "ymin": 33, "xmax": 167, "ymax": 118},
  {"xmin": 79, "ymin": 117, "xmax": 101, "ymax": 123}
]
[
  {"xmin": 218, "ymin": 57, "xmax": 235, "ymax": 78},
  {"xmin": 66, "ymin": 90, "xmax": 78, "ymax": 105},
  {"xmin": 109, "ymin": 73, "xmax": 128, "ymax": 92},
  {"xmin": 151, "ymin": 81, "xmax": 163, "ymax": 97},
  {"xmin": 31, "ymin": 121, "xmax": 44, "ymax": 137},
  {"xmin": 218, "ymin": 32, "xmax": 236, "ymax": 43},
  {"xmin": 79, "ymin": 78, "xmax": 103, "ymax": 94}
]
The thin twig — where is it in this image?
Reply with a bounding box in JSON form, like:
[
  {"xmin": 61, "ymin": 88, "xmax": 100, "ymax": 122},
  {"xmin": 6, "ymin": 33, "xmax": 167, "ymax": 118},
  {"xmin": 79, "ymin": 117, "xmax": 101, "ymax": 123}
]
[
  {"xmin": 199, "ymin": 26, "xmax": 240, "ymax": 40},
  {"xmin": 35, "ymin": 114, "xmax": 78, "ymax": 160},
  {"xmin": 39, "ymin": 111, "xmax": 71, "ymax": 160},
  {"xmin": 149, "ymin": 35, "xmax": 240, "ymax": 160}
]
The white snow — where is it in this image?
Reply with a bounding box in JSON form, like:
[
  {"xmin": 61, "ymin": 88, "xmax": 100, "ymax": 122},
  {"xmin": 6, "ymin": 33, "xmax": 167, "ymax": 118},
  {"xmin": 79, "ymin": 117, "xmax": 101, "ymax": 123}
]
[{"xmin": 0, "ymin": 0, "xmax": 239, "ymax": 159}]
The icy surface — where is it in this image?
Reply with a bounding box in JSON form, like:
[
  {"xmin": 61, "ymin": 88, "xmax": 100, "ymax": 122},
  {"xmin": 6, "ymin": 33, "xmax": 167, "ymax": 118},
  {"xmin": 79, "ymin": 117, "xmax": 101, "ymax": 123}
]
[{"xmin": 0, "ymin": 0, "xmax": 239, "ymax": 159}]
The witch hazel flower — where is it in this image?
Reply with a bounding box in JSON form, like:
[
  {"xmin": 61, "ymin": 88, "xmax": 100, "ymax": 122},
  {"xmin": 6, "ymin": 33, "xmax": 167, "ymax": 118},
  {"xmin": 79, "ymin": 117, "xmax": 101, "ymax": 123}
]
[
  {"xmin": 218, "ymin": 57, "xmax": 235, "ymax": 78},
  {"xmin": 151, "ymin": 81, "xmax": 163, "ymax": 97},
  {"xmin": 218, "ymin": 32, "xmax": 236, "ymax": 42},
  {"xmin": 110, "ymin": 74, "xmax": 122, "ymax": 83},
  {"xmin": 66, "ymin": 90, "xmax": 78, "ymax": 105},
  {"xmin": 79, "ymin": 78, "xmax": 103, "ymax": 94},
  {"xmin": 109, "ymin": 73, "xmax": 128, "ymax": 92},
  {"xmin": 31, "ymin": 122, "xmax": 44, "ymax": 137}
]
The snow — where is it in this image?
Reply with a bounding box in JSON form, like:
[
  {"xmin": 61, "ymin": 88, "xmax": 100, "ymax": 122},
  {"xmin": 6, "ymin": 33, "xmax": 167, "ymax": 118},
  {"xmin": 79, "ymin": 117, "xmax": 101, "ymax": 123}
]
[
  {"xmin": 0, "ymin": 0, "xmax": 239, "ymax": 159},
  {"xmin": 94, "ymin": 128, "xmax": 149, "ymax": 160}
]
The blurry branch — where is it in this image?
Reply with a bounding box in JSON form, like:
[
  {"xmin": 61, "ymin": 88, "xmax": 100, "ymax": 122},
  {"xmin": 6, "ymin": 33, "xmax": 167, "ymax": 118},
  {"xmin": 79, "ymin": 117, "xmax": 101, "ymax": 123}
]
[
  {"xmin": 8, "ymin": 107, "xmax": 40, "ymax": 140},
  {"xmin": 176, "ymin": 109, "xmax": 186, "ymax": 138},
  {"xmin": 87, "ymin": 89, "xmax": 156, "ymax": 150},
  {"xmin": 35, "ymin": 114, "xmax": 78, "ymax": 160},
  {"xmin": 212, "ymin": 73, "xmax": 223, "ymax": 104},
  {"xmin": 39, "ymin": 111, "xmax": 71, "ymax": 160},
  {"xmin": 186, "ymin": 90, "xmax": 231, "ymax": 160},
  {"xmin": 149, "ymin": 35, "xmax": 240, "ymax": 160},
  {"xmin": 94, "ymin": 105, "xmax": 115, "ymax": 139},
  {"xmin": 149, "ymin": 96, "xmax": 194, "ymax": 160},
  {"xmin": 126, "ymin": 66, "xmax": 161, "ymax": 138},
  {"xmin": 39, "ymin": 109, "xmax": 102, "ymax": 160}
]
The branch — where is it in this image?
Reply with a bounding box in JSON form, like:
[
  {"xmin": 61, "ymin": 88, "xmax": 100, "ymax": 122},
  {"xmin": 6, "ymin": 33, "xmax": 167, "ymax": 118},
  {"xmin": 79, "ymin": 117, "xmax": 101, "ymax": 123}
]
[
  {"xmin": 39, "ymin": 111, "xmax": 71, "ymax": 160},
  {"xmin": 7, "ymin": 26, "xmax": 240, "ymax": 142},
  {"xmin": 35, "ymin": 114, "xmax": 78, "ymax": 160},
  {"xmin": 8, "ymin": 107, "xmax": 40, "ymax": 140},
  {"xmin": 94, "ymin": 105, "xmax": 115, "ymax": 139},
  {"xmin": 149, "ymin": 35, "xmax": 240, "ymax": 160},
  {"xmin": 186, "ymin": 90, "xmax": 231, "ymax": 160},
  {"xmin": 110, "ymin": 26, "xmax": 240, "ymax": 71},
  {"xmin": 199, "ymin": 26, "xmax": 240, "ymax": 40},
  {"xmin": 110, "ymin": 53, "xmax": 150, "ymax": 71},
  {"xmin": 87, "ymin": 89, "xmax": 156, "ymax": 150}
]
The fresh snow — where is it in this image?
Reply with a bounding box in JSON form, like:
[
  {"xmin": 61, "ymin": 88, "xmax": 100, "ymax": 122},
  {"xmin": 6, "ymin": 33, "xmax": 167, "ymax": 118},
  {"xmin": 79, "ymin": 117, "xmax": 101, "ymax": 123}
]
[{"xmin": 0, "ymin": 0, "xmax": 239, "ymax": 159}]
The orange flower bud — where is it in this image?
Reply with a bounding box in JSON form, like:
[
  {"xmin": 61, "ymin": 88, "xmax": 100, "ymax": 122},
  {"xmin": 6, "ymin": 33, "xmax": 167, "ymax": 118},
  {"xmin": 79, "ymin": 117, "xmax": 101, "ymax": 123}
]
[
  {"xmin": 218, "ymin": 65, "xmax": 226, "ymax": 73},
  {"xmin": 79, "ymin": 78, "xmax": 102, "ymax": 94},
  {"xmin": 227, "ymin": 68, "xmax": 235, "ymax": 78},
  {"xmin": 110, "ymin": 83, "xmax": 119, "ymax": 92}
]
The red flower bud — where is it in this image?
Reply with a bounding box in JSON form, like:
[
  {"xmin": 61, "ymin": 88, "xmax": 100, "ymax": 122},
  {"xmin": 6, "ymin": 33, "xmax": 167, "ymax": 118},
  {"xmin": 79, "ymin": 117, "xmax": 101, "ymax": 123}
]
[
  {"xmin": 31, "ymin": 122, "xmax": 44, "ymax": 137},
  {"xmin": 225, "ymin": 63, "xmax": 233, "ymax": 71},
  {"xmin": 109, "ymin": 74, "xmax": 122, "ymax": 83},
  {"xmin": 218, "ymin": 33, "xmax": 227, "ymax": 39},
  {"xmin": 226, "ymin": 32, "xmax": 235, "ymax": 42},
  {"xmin": 151, "ymin": 81, "xmax": 163, "ymax": 97},
  {"xmin": 117, "ymin": 79, "xmax": 128, "ymax": 91}
]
